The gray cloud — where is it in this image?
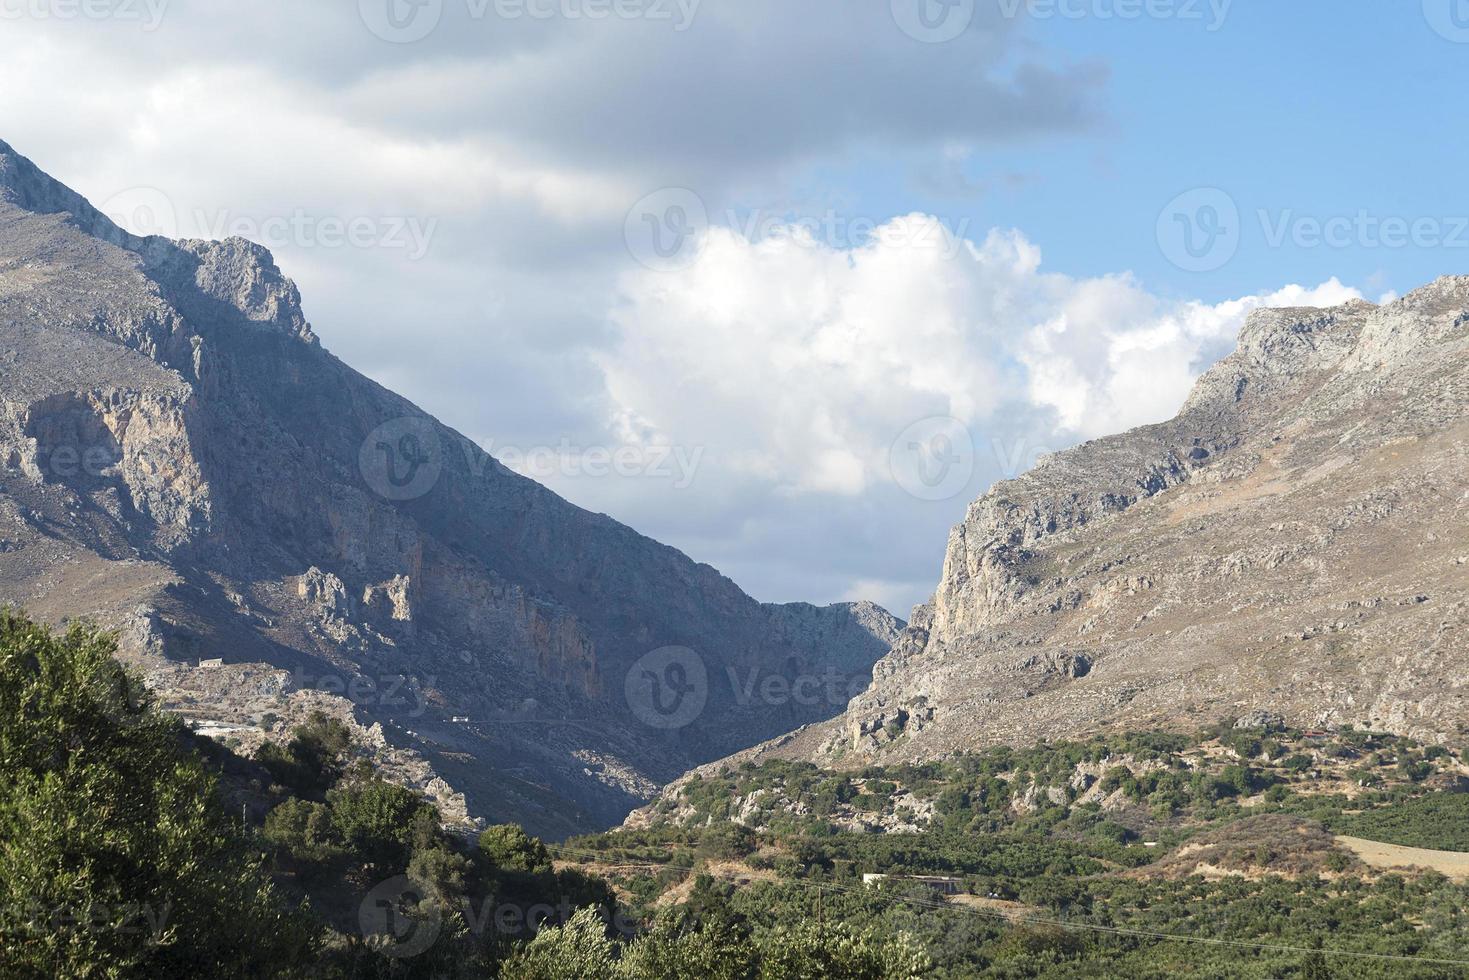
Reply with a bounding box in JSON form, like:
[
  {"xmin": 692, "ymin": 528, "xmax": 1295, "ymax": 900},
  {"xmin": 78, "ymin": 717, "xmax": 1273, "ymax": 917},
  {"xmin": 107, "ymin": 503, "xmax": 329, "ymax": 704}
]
[{"xmin": 0, "ymin": 1, "xmax": 1121, "ymax": 611}]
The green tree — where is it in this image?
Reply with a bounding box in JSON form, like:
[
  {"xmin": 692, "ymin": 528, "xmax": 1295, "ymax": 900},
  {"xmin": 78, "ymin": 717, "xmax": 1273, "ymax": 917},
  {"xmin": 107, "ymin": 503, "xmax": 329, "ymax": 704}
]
[
  {"xmin": 407, "ymin": 842, "xmax": 471, "ymax": 906},
  {"xmin": 263, "ymin": 798, "xmax": 343, "ymax": 864},
  {"xmin": 620, "ymin": 921, "xmax": 753, "ymax": 979},
  {"xmin": 254, "ymin": 710, "xmax": 354, "ymax": 797},
  {"xmin": 327, "ymin": 775, "xmax": 439, "ymax": 868},
  {"xmin": 479, "ymin": 824, "xmax": 554, "ymax": 876},
  {"xmin": 0, "ymin": 611, "xmax": 317, "ymax": 978},
  {"xmin": 1300, "ymin": 937, "xmax": 1332, "ymax": 979},
  {"xmin": 498, "ymin": 906, "xmax": 618, "ymax": 980},
  {"xmin": 757, "ymin": 921, "xmax": 931, "ymax": 979}
]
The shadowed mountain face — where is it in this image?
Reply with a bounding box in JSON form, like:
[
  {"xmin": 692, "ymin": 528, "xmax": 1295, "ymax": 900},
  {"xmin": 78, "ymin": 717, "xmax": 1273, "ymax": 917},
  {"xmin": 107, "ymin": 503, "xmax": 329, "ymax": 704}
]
[
  {"xmin": 0, "ymin": 140, "xmax": 901, "ymax": 837},
  {"xmin": 699, "ymin": 278, "xmax": 1469, "ymax": 778}
]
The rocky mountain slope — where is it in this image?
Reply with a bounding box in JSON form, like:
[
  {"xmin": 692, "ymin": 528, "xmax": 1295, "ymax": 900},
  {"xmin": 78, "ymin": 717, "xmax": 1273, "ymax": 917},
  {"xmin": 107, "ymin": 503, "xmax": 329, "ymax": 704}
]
[
  {"xmin": 717, "ymin": 277, "xmax": 1469, "ymax": 774},
  {"xmin": 0, "ymin": 139, "xmax": 901, "ymax": 837}
]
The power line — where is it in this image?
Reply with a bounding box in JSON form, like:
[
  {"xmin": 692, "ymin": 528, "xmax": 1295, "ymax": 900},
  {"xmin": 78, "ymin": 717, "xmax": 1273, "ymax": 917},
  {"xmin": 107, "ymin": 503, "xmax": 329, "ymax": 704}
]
[{"xmin": 547, "ymin": 843, "xmax": 1469, "ymax": 968}]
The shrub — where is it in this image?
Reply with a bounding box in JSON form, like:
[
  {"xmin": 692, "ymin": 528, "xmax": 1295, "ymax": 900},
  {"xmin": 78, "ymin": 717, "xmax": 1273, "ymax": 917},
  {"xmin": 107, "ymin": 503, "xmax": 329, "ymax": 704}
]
[
  {"xmin": 327, "ymin": 777, "xmax": 438, "ymax": 867},
  {"xmin": 255, "ymin": 711, "xmax": 354, "ymax": 797},
  {"xmin": 498, "ymin": 908, "xmax": 616, "ymax": 980},
  {"xmin": 1099, "ymin": 766, "xmax": 1136, "ymax": 794},
  {"xmin": 263, "ymin": 798, "xmax": 342, "ymax": 864},
  {"xmin": 407, "ymin": 843, "xmax": 471, "ymax": 905},
  {"xmin": 758, "ymin": 921, "xmax": 931, "ymax": 978},
  {"xmin": 0, "ymin": 611, "xmax": 317, "ymax": 976},
  {"xmin": 620, "ymin": 921, "xmax": 754, "ymax": 979},
  {"xmin": 699, "ymin": 823, "xmax": 758, "ymax": 860},
  {"xmin": 990, "ymin": 924, "xmax": 1086, "ymax": 963},
  {"xmin": 480, "ymin": 824, "xmax": 554, "ymax": 876}
]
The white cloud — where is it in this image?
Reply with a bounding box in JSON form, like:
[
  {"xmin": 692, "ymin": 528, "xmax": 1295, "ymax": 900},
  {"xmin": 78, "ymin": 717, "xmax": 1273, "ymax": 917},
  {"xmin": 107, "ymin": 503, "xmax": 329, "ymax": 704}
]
[
  {"xmin": 601, "ymin": 217, "xmax": 1361, "ymax": 513},
  {"xmin": 1020, "ymin": 278, "xmax": 1363, "ymax": 438}
]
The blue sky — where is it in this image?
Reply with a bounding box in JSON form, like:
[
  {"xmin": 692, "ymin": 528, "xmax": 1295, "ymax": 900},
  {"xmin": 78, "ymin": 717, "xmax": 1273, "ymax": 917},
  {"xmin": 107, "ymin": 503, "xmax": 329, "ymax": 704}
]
[
  {"xmin": 826, "ymin": 3, "xmax": 1469, "ymax": 302},
  {"xmin": 2, "ymin": 1, "xmax": 1463, "ymax": 614}
]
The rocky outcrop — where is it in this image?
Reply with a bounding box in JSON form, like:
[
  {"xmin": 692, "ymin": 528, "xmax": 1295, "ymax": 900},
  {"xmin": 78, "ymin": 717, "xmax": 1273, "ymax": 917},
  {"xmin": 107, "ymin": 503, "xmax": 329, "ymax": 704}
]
[
  {"xmin": 0, "ymin": 139, "xmax": 901, "ymax": 837},
  {"xmin": 727, "ymin": 277, "xmax": 1469, "ymax": 771}
]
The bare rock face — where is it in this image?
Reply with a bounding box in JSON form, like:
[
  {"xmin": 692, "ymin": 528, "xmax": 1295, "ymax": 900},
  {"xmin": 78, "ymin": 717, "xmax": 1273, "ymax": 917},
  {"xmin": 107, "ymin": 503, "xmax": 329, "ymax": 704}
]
[
  {"xmin": 0, "ymin": 139, "xmax": 901, "ymax": 837},
  {"xmin": 732, "ymin": 278, "xmax": 1469, "ymax": 771},
  {"xmin": 299, "ymin": 567, "xmax": 352, "ymax": 618}
]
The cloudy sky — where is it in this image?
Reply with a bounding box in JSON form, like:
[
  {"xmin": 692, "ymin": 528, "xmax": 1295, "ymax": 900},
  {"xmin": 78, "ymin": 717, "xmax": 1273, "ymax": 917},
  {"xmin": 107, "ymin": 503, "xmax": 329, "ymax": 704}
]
[{"xmin": 3, "ymin": 2, "xmax": 1466, "ymax": 614}]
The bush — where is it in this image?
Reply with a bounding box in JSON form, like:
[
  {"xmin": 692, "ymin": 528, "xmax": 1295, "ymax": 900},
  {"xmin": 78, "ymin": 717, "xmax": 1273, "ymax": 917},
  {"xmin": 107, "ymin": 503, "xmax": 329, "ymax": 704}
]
[
  {"xmin": 1224, "ymin": 735, "xmax": 1263, "ymax": 760},
  {"xmin": 327, "ymin": 776, "xmax": 438, "ymax": 867},
  {"xmin": 263, "ymin": 798, "xmax": 343, "ymax": 864},
  {"xmin": 620, "ymin": 921, "xmax": 753, "ymax": 979},
  {"xmin": 758, "ymin": 921, "xmax": 931, "ymax": 978},
  {"xmin": 498, "ymin": 907, "xmax": 618, "ymax": 980},
  {"xmin": 1099, "ymin": 766, "xmax": 1136, "ymax": 794},
  {"xmin": 0, "ymin": 611, "xmax": 317, "ymax": 976},
  {"xmin": 408, "ymin": 843, "xmax": 471, "ymax": 905},
  {"xmin": 1089, "ymin": 820, "xmax": 1135, "ymax": 845},
  {"xmin": 480, "ymin": 824, "xmax": 555, "ymax": 876},
  {"xmin": 255, "ymin": 711, "xmax": 354, "ymax": 797},
  {"xmin": 699, "ymin": 823, "xmax": 758, "ymax": 860},
  {"xmin": 991, "ymin": 923, "xmax": 1086, "ymax": 963}
]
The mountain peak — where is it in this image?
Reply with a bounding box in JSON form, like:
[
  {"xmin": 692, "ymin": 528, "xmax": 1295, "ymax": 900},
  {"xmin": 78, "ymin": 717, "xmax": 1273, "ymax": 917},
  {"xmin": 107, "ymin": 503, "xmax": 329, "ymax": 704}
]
[
  {"xmin": 0, "ymin": 139, "xmax": 133, "ymax": 245},
  {"xmin": 0, "ymin": 139, "xmax": 900, "ymax": 837},
  {"xmin": 728, "ymin": 271, "xmax": 1469, "ymax": 771},
  {"xmin": 0, "ymin": 138, "xmax": 317, "ymax": 348},
  {"xmin": 1391, "ymin": 274, "xmax": 1469, "ymax": 316}
]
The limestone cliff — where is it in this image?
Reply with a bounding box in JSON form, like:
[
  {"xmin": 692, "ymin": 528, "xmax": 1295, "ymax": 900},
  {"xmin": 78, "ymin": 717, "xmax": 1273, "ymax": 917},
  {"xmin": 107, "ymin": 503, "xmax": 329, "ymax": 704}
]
[
  {"xmin": 0, "ymin": 139, "xmax": 901, "ymax": 837},
  {"xmin": 722, "ymin": 278, "xmax": 1469, "ymax": 772}
]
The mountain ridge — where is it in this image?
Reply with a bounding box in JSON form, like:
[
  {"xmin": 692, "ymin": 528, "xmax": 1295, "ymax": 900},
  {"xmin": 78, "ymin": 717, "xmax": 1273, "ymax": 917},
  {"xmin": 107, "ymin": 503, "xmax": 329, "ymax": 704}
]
[
  {"xmin": 652, "ymin": 275, "xmax": 1469, "ymax": 794},
  {"xmin": 0, "ymin": 140, "xmax": 901, "ymax": 837}
]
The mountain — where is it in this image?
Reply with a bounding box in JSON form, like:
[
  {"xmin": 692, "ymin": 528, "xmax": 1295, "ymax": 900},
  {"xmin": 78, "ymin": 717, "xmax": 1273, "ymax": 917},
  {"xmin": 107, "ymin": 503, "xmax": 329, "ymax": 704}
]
[
  {"xmin": 0, "ymin": 140, "xmax": 902, "ymax": 838},
  {"xmin": 703, "ymin": 278, "xmax": 1469, "ymax": 775}
]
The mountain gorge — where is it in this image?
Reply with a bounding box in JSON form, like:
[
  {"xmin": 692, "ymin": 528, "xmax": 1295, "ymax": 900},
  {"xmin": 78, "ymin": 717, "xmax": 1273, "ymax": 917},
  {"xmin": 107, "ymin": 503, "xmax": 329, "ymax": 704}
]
[
  {"xmin": 0, "ymin": 140, "xmax": 902, "ymax": 838},
  {"xmin": 5, "ymin": 136, "xmax": 1467, "ymax": 844}
]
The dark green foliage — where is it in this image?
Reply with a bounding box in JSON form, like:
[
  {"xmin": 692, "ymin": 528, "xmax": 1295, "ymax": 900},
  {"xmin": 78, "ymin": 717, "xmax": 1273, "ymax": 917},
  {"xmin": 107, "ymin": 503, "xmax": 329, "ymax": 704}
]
[
  {"xmin": 11, "ymin": 605, "xmax": 1469, "ymax": 977},
  {"xmin": 567, "ymin": 726, "xmax": 1469, "ymax": 977},
  {"xmin": 479, "ymin": 823, "xmax": 555, "ymax": 876},
  {"xmin": 254, "ymin": 710, "xmax": 354, "ymax": 797},
  {"xmin": 263, "ymin": 797, "xmax": 343, "ymax": 865},
  {"xmin": 327, "ymin": 774, "xmax": 440, "ymax": 868},
  {"xmin": 1333, "ymin": 793, "xmax": 1469, "ymax": 852},
  {"xmin": 1098, "ymin": 765, "xmax": 1136, "ymax": 794},
  {"xmin": 698, "ymin": 822, "xmax": 758, "ymax": 860},
  {"xmin": 0, "ymin": 611, "xmax": 318, "ymax": 978}
]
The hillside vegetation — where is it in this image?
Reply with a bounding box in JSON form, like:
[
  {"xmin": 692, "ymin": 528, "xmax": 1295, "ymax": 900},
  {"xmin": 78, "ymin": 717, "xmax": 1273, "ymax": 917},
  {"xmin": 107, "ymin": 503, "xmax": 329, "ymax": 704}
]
[
  {"xmin": 566, "ymin": 727, "xmax": 1469, "ymax": 977},
  {"xmin": 7, "ymin": 610, "xmax": 1469, "ymax": 977},
  {"xmin": 0, "ymin": 612, "xmax": 926, "ymax": 978}
]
